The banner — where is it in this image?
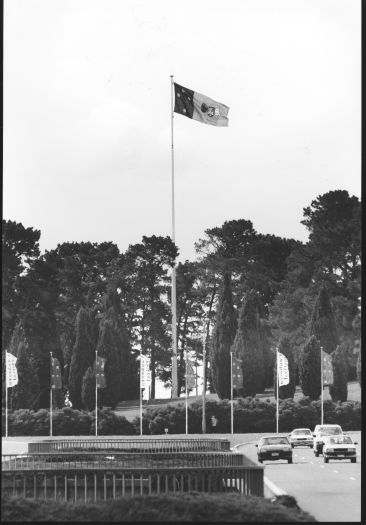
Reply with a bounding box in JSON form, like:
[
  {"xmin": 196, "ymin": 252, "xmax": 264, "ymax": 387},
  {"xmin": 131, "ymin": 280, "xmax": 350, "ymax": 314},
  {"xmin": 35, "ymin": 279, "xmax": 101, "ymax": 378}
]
[
  {"xmin": 277, "ymin": 351, "xmax": 290, "ymax": 386},
  {"xmin": 140, "ymin": 355, "xmax": 151, "ymax": 390},
  {"xmin": 186, "ymin": 359, "xmax": 196, "ymax": 390},
  {"xmin": 51, "ymin": 357, "xmax": 62, "ymax": 389},
  {"xmin": 322, "ymin": 349, "xmax": 334, "ymax": 386},
  {"xmin": 232, "ymin": 355, "xmax": 243, "ymax": 390},
  {"xmin": 96, "ymin": 356, "xmax": 106, "ymax": 388},
  {"xmin": 6, "ymin": 352, "xmax": 18, "ymax": 388}
]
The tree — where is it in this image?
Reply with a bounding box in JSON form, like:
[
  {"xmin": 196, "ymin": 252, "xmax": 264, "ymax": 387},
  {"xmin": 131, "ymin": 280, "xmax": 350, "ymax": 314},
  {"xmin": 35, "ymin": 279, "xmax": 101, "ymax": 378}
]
[
  {"xmin": 299, "ymin": 335, "xmax": 321, "ymax": 400},
  {"xmin": 210, "ymin": 273, "xmax": 237, "ymax": 399},
  {"xmin": 309, "ymin": 284, "xmax": 339, "ymax": 355},
  {"xmin": 81, "ymin": 366, "xmax": 96, "ymax": 411},
  {"xmin": 356, "ymin": 351, "xmax": 361, "ymax": 387},
  {"xmin": 274, "ymin": 336, "xmax": 296, "ymax": 400},
  {"xmin": 329, "ymin": 344, "xmax": 348, "ymax": 402},
  {"xmin": 7, "ymin": 322, "xmax": 40, "ymax": 410},
  {"xmin": 69, "ymin": 306, "xmax": 97, "ymax": 409},
  {"xmin": 230, "ymin": 289, "xmax": 265, "ymax": 397}
]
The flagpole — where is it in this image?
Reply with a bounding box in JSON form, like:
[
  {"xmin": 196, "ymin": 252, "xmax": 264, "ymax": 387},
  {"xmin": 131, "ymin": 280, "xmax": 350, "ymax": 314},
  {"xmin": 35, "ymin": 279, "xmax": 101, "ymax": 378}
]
[
  {"xmin": 170, "ymin": 74, "xmax": 178, "ymax": 399},
  {"xmin": 185, "ymin": 347, "xmax": 188, "ymax": 435},
  {"xmin": 202, "ymin": 323, "xmax": 206, "ymax": 434},
  {"xmin": 230, "ymin": 351, "xmax": 233, "ymax": 435},
  {"xmin": 321, "ymin": 346, "xmax": 324, "ymax": 425},
  {"xmin": 140, "ymin": 348, "xmax": 143, "ymax": 436},
  {"xmin": 50, "ymin": 352, "xmax": 53, "ymax": 437},
  {"xmin": 5, "ymin": 353, "xmax": 8, "ymax": 438},
  {"xmin": 95, "ymin": 350, "xmax": 98, "ymax": 437},
  {"xmin": 276, "ymin": 348, "xmax": 279, "ymax": 434}
]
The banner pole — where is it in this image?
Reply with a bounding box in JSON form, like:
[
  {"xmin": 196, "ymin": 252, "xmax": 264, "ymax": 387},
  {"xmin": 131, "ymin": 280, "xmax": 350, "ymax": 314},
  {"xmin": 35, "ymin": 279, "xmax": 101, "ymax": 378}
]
[
  {"xmin": 276, "ymin": 348, "xmax": 279, "ymax": 434},
  {"xmin": 185, "ymin": 347, "xmax": 188, "ymax": 435},
  {"xmin": 170, "ymin": 75, "xmax": 178, "ymax": 399},
  {"xmin": 95, "ymin": 350, "xmax": 98, "ymax": 437},
  {"xmin": 202, "ymin": 323, "xmax": 206, "ymax": 434},
  {"xmin": 140, "ymin": 349, "xmax": 143, "ymax": 436},
  {"xmin": 321, "ymin": 346, "xmax": 324, "ymax": 425},
  {"xmin": 230, "ymin": 351, "xmax": 233, "ymax": 435},
  {"xmin": 50, "ymin": 352, "xmax": 53, "ymax": 437},
  {"xmin": 5, "ymin": 353, "xmax": 8, "ymax": 438}
]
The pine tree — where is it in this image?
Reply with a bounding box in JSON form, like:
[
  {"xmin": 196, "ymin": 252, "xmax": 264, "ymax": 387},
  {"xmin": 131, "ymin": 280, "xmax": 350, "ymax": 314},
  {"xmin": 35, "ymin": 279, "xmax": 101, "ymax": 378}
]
[
  {"xmin": 231, "ymin": 290, "xmax": 265, "ymax": 397},
  {"xmin": 274, "ymin": 336, "xmax": 296, "ymax": 400},
  {"xmin": 329, "ymin": 344, "xmax": 348, "ymax": 402},
  {"xmin": 210, "ymin": 273, "xmax": 237, "ymax": 399},
  {"xmin": 81, "ymin": 366, "xmax": 96, "ymax": 411},
  {"xmin": 69, "ymin": 307, "xmax": 97, "ymax": 409},
  {"xmin": 309, "ymin": 285, "xmax": 339, "ymax": 354},
  {"xmin": 299, "ymin": 335, "xmax": 321, "ymax": 399}
]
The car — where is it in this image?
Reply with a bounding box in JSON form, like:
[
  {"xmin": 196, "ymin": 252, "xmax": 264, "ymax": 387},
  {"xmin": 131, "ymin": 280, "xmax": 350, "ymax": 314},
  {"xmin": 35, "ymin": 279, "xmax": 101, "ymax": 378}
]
[
  {"xmin": 322, "ymin": 435, "xmax": 358, "ymax": 463},
  {"xmin": 255, "ymin": 436, "xmax": 293, "ymax": 464},
  {"xmin": 312, "ymin": 424, "xmax": 343, "ymax": 456},
  {"xmin": 288, "ymin": 428, "xmax": 313, "ymax": 448}
]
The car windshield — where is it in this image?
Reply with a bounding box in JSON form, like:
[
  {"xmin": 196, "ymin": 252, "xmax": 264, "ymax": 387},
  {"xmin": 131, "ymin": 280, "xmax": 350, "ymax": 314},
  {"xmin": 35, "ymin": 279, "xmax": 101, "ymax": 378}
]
[
  {"xmin": 292, "ymin": 429, "xmax": 311, "ymax": 435},
  {"xmin": 263, "ymin": 438, "xmax": 289, "ymax": 445},
  {"xmin": 327, "ymin": 436, "xmax": 353, "ymax": 445},
  {"xmin": 319, "ymin": 427, "xmax": 342, "ymax": 436}
]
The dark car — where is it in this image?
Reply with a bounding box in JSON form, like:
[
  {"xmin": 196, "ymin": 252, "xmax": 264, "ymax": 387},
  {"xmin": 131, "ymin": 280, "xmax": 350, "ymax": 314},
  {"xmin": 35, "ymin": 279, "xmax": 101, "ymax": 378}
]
[{"xmin": 255, "ymin": 436, "xmax": 293, "ymax": 464}]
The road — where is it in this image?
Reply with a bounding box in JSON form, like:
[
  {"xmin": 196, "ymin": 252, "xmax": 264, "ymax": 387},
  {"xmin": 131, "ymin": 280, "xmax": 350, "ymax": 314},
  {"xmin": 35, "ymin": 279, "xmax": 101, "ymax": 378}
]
[{"xmin": 235, "ymin": 432, "xmax": 361, "ymax": 522}]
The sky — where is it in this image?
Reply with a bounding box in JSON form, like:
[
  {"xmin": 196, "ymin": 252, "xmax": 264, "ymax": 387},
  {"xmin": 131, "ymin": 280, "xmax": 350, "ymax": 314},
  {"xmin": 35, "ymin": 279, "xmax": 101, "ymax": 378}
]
[{"xmin": 3, "ymin": 0, "xmax": 361, "ymax": 264}]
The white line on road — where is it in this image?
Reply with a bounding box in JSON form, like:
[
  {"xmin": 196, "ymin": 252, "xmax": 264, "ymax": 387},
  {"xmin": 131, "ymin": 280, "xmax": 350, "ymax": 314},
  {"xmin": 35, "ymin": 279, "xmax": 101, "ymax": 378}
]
[
  {"xmin": 333, "ymin": 470, "xmax": 338, "ymax": 473},
  {"xmin": 349, "ymin": 477, "xmax": 356, "ymax": 480}
]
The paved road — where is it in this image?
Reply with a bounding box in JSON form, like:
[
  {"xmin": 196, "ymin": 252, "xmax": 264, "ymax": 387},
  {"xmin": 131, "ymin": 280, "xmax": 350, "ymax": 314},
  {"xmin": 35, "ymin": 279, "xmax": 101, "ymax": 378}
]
[{"xmin": 235, "ymin": 432, "xmax": 361, "ymax": 522}]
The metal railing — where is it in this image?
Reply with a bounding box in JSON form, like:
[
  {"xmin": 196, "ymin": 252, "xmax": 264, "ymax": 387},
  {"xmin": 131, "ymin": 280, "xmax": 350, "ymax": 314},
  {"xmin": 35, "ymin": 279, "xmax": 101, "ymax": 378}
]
[{"xmin": 27, "ymin": 438, "xmax": 231, "ymax": 454}]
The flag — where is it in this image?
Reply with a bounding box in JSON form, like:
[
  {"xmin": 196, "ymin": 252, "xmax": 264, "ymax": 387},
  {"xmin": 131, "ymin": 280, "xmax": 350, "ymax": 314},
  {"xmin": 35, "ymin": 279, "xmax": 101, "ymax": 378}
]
[
  {"xmin": 96, "ymin": 356, "xmax": 106, "ymax": 388},
  {"xmin": 174, "ymin": 83, "xmax": 229, "ymax": 127},
  {"xmin": 277, "ymin": 352, "xmax": 289, "ymax": 387},
  {"xmin": 322, "ymin": 349, "xmax": 334, "ymax": 386},
  {"xmin": 140, "ymin": 355, "xmax": 151, "ymax": 390},
  {"xmin": 6, "ymin": 352, "xmax": 18, "ymax": 388},
  {"xmin": 186, "ymin": 359, "xmax": 196, "ymax": 390},
  {"xmin": 51, "ymin": 357, "xmax": 62, "ymax": 389},
  {"xmin": 232, "ymin": 355, "xmax": 243, "ymax": 390}
]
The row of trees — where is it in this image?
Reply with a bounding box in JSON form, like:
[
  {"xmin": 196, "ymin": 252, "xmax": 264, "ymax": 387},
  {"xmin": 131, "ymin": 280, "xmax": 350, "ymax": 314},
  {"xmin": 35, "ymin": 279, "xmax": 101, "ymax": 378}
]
[{"xmin": 2, "ymin": 190, "xmax": 361, "ymax": 410}]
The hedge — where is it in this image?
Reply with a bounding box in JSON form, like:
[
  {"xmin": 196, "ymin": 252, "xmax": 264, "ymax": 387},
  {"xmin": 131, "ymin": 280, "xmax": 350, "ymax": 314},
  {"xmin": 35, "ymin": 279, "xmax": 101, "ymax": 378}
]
[{"xmin": 2, "ymin": 397, "xmax": 361, "ymax": 436}]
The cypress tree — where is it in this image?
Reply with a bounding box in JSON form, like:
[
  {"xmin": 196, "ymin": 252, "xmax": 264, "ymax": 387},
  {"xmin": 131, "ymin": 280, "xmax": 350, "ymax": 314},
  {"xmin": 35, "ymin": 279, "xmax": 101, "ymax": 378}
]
[
  {"xmin": 309, "ymin": 285, "xmax": 339, "ymax": 354},
  {"xmin": 299, "ymin": 335, "xmax": 321, "ymax": 399},
  {"xmin": 231, "ymin": 290, "xmax": 265, "ymax": 397},
  {"xmin": 97, "ymin": 317, "xmax": 123, "ymax": 408},
  {"xmin": 210, "ymin": 273, "xmax": 237, "ymax": 399},
  {"xmin": 69, "ymin": 307, "xmax": 97, "ymax": 409},
  {"xmin": 274, "ymin": 336, "xmax": 296, "ymax": 400},
  {"xmin": 81, "ymin": 366, "xmax": 96, "ymax": 411},
  {"xmin": 329, "ymin": 344, "xmax": 348, "ymax": 402}
]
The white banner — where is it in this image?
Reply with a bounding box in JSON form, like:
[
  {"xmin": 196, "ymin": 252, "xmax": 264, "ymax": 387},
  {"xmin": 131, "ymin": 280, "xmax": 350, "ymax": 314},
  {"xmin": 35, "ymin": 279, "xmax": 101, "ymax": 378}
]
[
  {"xmin": 6, "ymin": 352, "xmax": 18, "ymax": 388},
  {"xmin": 140, "ymin": 355, "xmax": 151, "ymax": 389},
  {"xmin": 277, "ymin": 351, "xmax": 289, "ymax": 387}
]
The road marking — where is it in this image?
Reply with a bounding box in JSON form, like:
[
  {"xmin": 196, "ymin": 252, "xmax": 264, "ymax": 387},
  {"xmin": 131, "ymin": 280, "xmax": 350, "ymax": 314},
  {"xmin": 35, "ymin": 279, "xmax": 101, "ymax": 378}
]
[
  {"xmin": 310, "ymin": 461, "xmax": 314, "ymax": 464},
  {"xmin": 349, "ymin": 477, "xmax": 356, "ymax": 480},
  {"xmin": 333, "ymin": 470, "xmax": 339, "ymax": 473},
  {"xmin": 320, "ymin": 465, "xmax": 324, "ymax": 468}
]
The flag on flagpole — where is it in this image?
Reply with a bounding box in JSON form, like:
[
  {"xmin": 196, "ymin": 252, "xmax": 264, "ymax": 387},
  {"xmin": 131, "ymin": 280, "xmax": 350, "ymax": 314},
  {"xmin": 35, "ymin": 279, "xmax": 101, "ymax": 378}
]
[
  {"xmin": 277, "ymin": 352, "xmax": 290, "ymax": 386},
  {"xmin": 232, "ymin": 355, "xmax": 243, "ymax": 390},
  {"xmin": 186, "ymin": 359, "xmax": 196, "ymax": 390},
  {"xmin": 6, "ymin": 352, "xmax": 18, "ymax": 388},
  {"xmin": 96, "ymin": 356, "xmax": 106, "ymax": 388},
  {"xmin": 51, "ymin": 357, "xmax": 62, "ymax": 389},
  {"xmin": 174, "ymin": 83, "xmax": 229, "ymax": 127},
  {"xmin": 322, "ymin": 349, "xmax": 334, "ymax": 386}
]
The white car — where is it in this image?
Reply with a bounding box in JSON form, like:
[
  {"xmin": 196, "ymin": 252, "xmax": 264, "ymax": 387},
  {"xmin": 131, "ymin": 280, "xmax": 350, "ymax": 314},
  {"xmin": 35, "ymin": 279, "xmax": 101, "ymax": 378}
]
[
  {"xmin": 313, "ymin": 424, "xmax": 343, "ymax": 456},
  {"xmin": 322, "ymin": 435, "xmax": 358, "ymax": 463},
  {"xmin": 288, "ymin": 428, "xmax": 313, "ymax": 448}
]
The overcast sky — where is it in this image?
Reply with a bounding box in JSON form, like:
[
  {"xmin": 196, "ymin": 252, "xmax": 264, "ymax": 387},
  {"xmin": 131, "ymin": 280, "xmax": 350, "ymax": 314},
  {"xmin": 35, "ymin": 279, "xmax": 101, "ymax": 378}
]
[{"xmin": 3, "ymin": 0, "xmax": 361, "ymax": 263}]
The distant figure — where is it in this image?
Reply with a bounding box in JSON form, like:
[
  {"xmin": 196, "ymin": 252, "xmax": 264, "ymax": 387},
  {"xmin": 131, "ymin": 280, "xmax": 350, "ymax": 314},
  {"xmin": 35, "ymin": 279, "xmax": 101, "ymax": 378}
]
[{"xmin": 64, "ymin": 391, "xmax": 72, "ymax": 408}]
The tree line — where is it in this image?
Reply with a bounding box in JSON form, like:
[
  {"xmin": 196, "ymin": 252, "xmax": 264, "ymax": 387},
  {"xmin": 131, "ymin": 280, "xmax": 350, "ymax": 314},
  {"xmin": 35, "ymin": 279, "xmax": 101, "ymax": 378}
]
[{"xmin": 2, "ymin": 189, "xmax": 361, "ymax": 410}]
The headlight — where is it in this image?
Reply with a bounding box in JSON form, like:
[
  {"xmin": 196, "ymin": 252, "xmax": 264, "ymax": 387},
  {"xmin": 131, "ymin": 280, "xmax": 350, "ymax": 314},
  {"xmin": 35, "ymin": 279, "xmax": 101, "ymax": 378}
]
[
  {"xmin": 326, "ymin": 448, "xmax": 334, "ymax": 453},
  {"xmin": 348, "ymin": 448, "xmax": 356, "ymax": 453},
  {"xmin": 260, "ymin": 447, "xmax": 268, "ymax": 452}
]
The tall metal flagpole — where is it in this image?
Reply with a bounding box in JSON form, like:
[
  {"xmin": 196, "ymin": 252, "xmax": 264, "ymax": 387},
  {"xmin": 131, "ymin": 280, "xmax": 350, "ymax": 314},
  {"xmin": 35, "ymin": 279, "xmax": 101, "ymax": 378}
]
[
  {"xmin": 185, "ymin": 347, "xmax": 188, "ymax": 435},
  {"xmin": 202, "ymin": 323, "xmax": 207, "ymax": 434},
  {"xmin": 276, "ymin": 348, "xmax": 279, "ymax": 434},
  {"xmin": 170, "ymin": 75, "xmax": 178, "ymax": 399},
  {"xmin": 321, "ymin": 346, "xmax": 324, "ymax": 425},
  {"xmin": 230, "ymin": 351, "xmax": 233, "ymax": 435},
  {"xmin": 5, "ymin": 353, "xmax": 8, "ymax": 438},
  {"xmin": 95, "ymin": 350, "xmax": 98, "ymax": 437},
  {"xmin": 140, "ymin": 348, "xmax": 143, "ymax": 436},
  {"xmin": 50, "ymin": 352, "xmax": 53, "ymax": 437}
]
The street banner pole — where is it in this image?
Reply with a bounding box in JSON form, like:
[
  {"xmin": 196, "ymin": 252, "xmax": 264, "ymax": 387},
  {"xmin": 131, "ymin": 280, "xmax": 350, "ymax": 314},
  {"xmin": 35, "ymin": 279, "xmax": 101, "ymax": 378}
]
[
  {"xmin": 170, "ymin": 75, "xmax": 178, "ymax": 399},
  {"xmin": 140, "ymin": 349, "xmax": 143, "ymax": 436},
  {"xmin": 276, "ymin": 348, "xmax": 279, "ymax": 434},
  {"xmin": 321, "ymin": 346, "xmax": 324, "ymax": 425},
  {"xmin": 5, "ymin": 354, "xmax": 8, "ymax": 438},
  {"xmin": 95, "ymin": 350, "xmax": 98, "ymax": 437},
  {"xmin": 185, "ymin": 347, "xmax": 188, "ymax": 435},
  {"xmin": 50, "ymin": 352, "xmax": 53, "ymax": 437},
  {"xmin": 202, "ymin": 324, "xmax": 207, "ymax": 434},
  {"xmin": 230, "ymin": 351, "xmax": 233, "ymax": 435}
]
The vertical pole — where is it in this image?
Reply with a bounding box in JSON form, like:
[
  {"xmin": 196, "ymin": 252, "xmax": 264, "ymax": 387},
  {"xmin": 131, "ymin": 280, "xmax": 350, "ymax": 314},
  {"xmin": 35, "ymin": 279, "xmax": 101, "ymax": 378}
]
[
  {"xmin": 185, "ymin": 347, "xmax": 188, "ymax": 435},
  {"xmin": 230, "ymin": 351, "xmax": 233, "ymax": 435},
  {"xmin": 95, "ymin": 350, "xmax": 98, "ymax": 437},
  {"xmin": 195, "ymin": 358, "xmax": 198, "ymax": 397},
  {"xmin": 5, "ymin": 352, "xmax": 8, "ymax": 438},
  {"xmin": 50, "ymin": 352, "xmax": 53, "ymax": 437},
  {"xmin": 276, "ymin": 348, "xmax": 279, "ymax": 434},
  {"xmin": 170, "ymin": 74, "xmax": 178, "ymax": 399},
  {"xmin": 202, "ymin": 324, "xmax": 206, "ymax": 434},
  {"xmin": 321, "ymin": 346, "xmax": 324, "ymax": 425},
  {"xmin": 140, "ymin": 349, "xmax": 143, "ymax": 436}
]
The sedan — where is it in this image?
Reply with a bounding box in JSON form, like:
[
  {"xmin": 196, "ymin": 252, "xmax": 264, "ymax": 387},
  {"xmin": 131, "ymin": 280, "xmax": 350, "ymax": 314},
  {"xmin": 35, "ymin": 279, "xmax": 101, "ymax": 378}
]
[
  {"xmin": 288, "ymin": 428, "xmax": 313, "ymax": 448},
  {"xmin": 322, "ymin": 435, "xmax": 358, "ymax": 463},
  {"xmin": 255, "ymin": 436, "xmax": 293, "ymax": 464}
]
